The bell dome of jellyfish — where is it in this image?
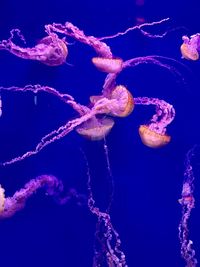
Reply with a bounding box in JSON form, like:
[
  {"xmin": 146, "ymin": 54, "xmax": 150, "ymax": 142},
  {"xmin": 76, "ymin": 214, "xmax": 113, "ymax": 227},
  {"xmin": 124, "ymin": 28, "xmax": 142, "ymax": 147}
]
[{"xmin": 139, "ymin": 125, "xmax": 171, "ymax": 148}]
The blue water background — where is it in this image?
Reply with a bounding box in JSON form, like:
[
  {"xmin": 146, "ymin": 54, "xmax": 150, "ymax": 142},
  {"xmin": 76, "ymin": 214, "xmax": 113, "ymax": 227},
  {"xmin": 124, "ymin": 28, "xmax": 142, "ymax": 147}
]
[{"xmin": 0, "ymin": 0, "xmax": 199, "ymax": 266}]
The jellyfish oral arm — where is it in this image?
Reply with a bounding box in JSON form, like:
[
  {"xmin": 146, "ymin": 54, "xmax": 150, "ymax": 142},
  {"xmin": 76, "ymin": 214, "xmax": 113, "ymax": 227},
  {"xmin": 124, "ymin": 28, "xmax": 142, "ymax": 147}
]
[
  {"xmin": 45, "ymin": 22, "xmax": 113, "ymax": 58},
  {"xmin": 135, "ymin": 97, "xmax": 175, "ymax": 134},
  {"xmin": 0, "ymin": 175, "xmax": 81, "ymax": 219}
]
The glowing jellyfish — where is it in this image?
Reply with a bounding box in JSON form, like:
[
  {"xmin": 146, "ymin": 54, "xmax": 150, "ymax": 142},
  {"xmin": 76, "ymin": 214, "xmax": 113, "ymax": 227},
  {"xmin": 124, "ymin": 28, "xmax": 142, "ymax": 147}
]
[
  {"xmin": 0, "ymin": 31, "xmax": 68, "ymax": 66},
  {"xmin": 135, "ymin": 97, "xmax": 175, "ymax": 148},
  {"xmin": 76, "ymin": 117, "xmax": 115, "ymax": 140},
  {"xmin": 180, "ymin": 34, "xmax": 200, "ymax": 61}
]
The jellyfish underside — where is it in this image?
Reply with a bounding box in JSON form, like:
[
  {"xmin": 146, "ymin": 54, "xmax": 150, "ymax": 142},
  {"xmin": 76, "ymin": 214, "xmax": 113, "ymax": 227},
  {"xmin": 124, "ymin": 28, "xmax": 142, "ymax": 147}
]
[
  {"xmin": 92, "ymin": 57, "xmax": 123, "ymax": 73},
  {"xmin": 76, "ymin": 117, "xmax": 115, "ymax": 140},
  {"xmin": 139, "ymin": 125, "xmax": 171, "ymax": 148}
]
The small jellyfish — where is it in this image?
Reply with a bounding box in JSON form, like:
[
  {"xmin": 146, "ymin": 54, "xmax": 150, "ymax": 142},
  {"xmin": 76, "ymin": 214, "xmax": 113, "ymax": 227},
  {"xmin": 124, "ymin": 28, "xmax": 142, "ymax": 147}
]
[
  {"xmin": 0, "ymin": 32, "xmax": 68, "ymax": 66},
  {"xmin": 180, "ymin": 34, "xmax": 200, "ymax": 61},
  {"xmin": 76, "ymin": 117, "xmax": 115, "ymax": 140},
  {"xmin": 90, "ymin": 85, "xmax": 134, "ymax": 117},
  {"xmin": 91, "ymin": 57, "xmax": 123, "ymax": 73},
  {"xmin": 139, "ymin": 125, "xmax": 171, "ymax": 148}
]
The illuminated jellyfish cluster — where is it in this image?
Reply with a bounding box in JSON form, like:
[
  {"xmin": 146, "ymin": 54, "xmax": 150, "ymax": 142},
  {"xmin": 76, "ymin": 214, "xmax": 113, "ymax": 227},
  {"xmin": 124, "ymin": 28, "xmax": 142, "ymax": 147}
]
[
  {"xmin": 0, "ymin": 18, "xmax": 190, "ymax": 266},
  {"xmin": 180, "ymin": 33, "xmax": 200, "ymax": 61}
]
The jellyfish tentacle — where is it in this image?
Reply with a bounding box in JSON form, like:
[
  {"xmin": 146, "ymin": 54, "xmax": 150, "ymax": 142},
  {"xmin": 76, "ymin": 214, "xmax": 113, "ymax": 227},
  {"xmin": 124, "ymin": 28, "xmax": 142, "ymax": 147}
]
[
  {"xmin": 2, "ymin": 108, "xmax": 97, "ymax": 166},
  {"xmin": 0, "ymin": 175, "xmax": 81, "ymax": 219},
  {"xmin": 82, "ymin": 151, "xmax": 127, "ymax": 267},
  {"xmin": 99, "ymin": 17, "xmax": 170, "ymax": 41},
  {"xmin": 0, "ymin": 84, "xmax": 74, "ymax": 103}
]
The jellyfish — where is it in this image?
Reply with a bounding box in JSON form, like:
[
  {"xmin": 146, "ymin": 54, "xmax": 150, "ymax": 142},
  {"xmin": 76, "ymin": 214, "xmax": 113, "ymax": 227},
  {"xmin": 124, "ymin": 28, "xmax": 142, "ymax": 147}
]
[
  {"xmin": 180, "ymin": 34, "xmax": 200, "ymax": 61},
  {"xmin": 0, "ymin": 175, "xmax": 82, "ymax": 219},
  {"xmin": 90, "ymin": 85, "xmax": 134, "ymax": 117},
  {"xmin": 136, "ymin": 97, "xmax": 174, "ymax": 148},
  {"xmin": 178, "ymin": 146, "xmax": 198, "ymax": 267},
  {"xmin": 0, "ymin": 30, "xmax": 68, "ymax": 66}
]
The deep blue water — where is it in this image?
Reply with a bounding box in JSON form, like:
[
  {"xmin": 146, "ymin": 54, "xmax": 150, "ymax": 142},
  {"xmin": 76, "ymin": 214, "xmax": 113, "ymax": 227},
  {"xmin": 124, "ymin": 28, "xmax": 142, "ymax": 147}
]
[{"xmin": 0, "ymin": 0, "xmax": 199, "ymax": 266}]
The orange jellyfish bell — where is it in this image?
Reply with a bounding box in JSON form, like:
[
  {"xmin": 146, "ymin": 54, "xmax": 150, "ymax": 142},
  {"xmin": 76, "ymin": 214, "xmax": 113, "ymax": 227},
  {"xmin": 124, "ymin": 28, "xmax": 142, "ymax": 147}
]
[
  {"xmin": 110, "ymin": 85, "xmax": 134, "ymax": 117},
  {"xmin": 92, "ymin": 57, "xmax": 123, "ymax": 73},
  {"xmin": 180, "ymin": 43, "xmax": 199, "ymax": 61},
  {"xmin": 76, "ymin": 117, "xmax": 114, "ymax": 140},
  {"xmin": 139, "ymin": 125, "xmax": 171, "ymax": 148},
  {"xmin": 38, "ymin": 36, "xmax": 68, "ymax": 66}
]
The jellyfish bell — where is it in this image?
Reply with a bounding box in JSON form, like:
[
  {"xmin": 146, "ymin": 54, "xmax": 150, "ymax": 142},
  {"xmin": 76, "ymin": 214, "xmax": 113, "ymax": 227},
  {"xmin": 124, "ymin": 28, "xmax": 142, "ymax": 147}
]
[
  {"xmin": 92, "ymin": 57, "xmax": 123, "ymax": 73},
  {"xmin": 37, "ymin": 36, "xmax": 68, "ymax": 66},
  {"xmin": 109, "ymin": 85, "xmax": 134, "ymax": 117},
  {"xmin": 139, "ymin": 125, "xmax": 171, "ymax": 148},
  {"xmin": 180, "ymin": 43, "xmax": 199, "ymax": 61},
  {"xmin": 76, "ymin": 117, "xmax": 114, "ymax": 140},
  {"xmin": 90, "ymin": 85, "xmax": 134, "ymax": 117}
]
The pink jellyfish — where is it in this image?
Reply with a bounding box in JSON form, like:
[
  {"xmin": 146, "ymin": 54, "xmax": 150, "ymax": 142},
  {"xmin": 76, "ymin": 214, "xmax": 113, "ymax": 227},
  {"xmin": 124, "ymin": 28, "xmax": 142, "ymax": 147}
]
[
  {"xmin": 0, "ymin": 29, "xmax": 68, "ymax": 66},
  {"xmin": 178, "ymin": 146, "xmax": 198, "ymax": 267},
  {"xmin": 135, "ymin": 97, "xmax": 174, "ymax": 148},
  {"xmin": 0, "ymin": 175, "xmax": 81, "ymax": 219},
  {"xmin": 180, "ymin": 34, "xmax": 200, "ymax": 61}
]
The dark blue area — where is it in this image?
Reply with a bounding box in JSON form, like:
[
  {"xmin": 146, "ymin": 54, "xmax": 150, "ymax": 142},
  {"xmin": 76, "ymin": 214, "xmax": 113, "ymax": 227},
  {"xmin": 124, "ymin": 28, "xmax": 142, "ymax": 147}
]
[{"xmin": 0, "ymin": 0, "xmax": 199, "ymax": 266}]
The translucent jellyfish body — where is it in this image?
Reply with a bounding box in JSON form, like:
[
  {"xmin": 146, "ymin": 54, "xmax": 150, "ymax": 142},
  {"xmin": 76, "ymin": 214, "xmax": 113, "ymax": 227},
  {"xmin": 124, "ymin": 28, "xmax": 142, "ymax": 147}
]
[
  {"xmin": 180, "ymin": 34, "xmax": 200, "ymax": 61},
  {"xmin": 91, "ymin": 57, "xmax": 123, "ymax": 73},
  {"xmin": 76, "ymin": 117, "xmax": 115, "ymax": 140},
  {"xmin": 0, "ymin": 34, "xmax": 68, "ymax": 66}
]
